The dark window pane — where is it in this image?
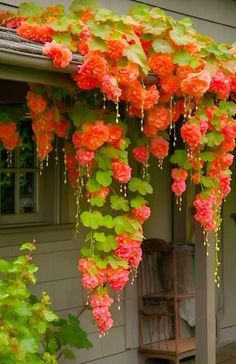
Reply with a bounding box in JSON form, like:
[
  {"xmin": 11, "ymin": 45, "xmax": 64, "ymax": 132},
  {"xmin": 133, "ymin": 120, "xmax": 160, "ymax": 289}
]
[
  {"xmin": 19, "ymin": 121, "xmax": 36, "ymax": 168},
  {"xmin": 0, "ymin": 145, "xmax": 15, "ymax": 168},
  {"xmin": 20, "ymin": 173, "xmax": 37, "ymax": 213},
  {"xmin": 0, "ymin": 173, "xmax": 15, "ymax": 214}
]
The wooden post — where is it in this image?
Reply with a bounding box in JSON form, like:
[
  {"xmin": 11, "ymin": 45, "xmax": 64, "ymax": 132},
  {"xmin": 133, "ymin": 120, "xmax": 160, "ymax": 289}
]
[{"xmin": 195, "ymin": 226, "xmax": 216, "ymax": 364}]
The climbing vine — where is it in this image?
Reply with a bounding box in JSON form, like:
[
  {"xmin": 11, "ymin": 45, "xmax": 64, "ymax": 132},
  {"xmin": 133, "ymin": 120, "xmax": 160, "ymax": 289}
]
[{"xmin": 0, "ymin": 0, "xmax": 236, "ymax": 334}]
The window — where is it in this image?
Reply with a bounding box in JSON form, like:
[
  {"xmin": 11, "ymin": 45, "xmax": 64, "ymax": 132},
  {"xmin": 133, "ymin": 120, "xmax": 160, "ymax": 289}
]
[{"xmin": 0, "ymin": 120, "xmax": 44, "ymax": 225}]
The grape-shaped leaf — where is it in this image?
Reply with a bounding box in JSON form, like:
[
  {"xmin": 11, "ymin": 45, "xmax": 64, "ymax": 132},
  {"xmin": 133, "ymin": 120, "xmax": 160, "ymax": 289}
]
[
  {"xmin": 102, "ymin": 215, "xmax": 115, "ymax": 229},
  {"xmin": 90, "ymin": 197, "xmax": 105, "ymax": 207},
  {"xmin": 96, "ymin": 170, "xmax": 112, "ymax": 187},
  {"xmin": 114, "ymin": 216, "xmax": 134, "ymax": 234},
  {"xmin": 201, "ymin": 176, "xmax": 217, "ymax": 188},
  {"xmin": 80, "ymin": 211, "xmax": 103, "ymax": 229},
  {"xmin": 199, "ymin": 151, "xmax": 213, "ymax": 162},
  {"xmin": 95, "ymin": 153, "xmax": 110, "ymax": 170},
  {"xmin": 88, "ymin": 37, "xmax": 108, "ymax": 52},
  {"xmin": 169, "ymin": 25, "xmax": 194, "ymax": 45},
  {"xmin": 87, "ymin": 179, "xmax": 101, "ymax": 193},
  {"xmin": 130, "ymin": 196, "xmax": 147, "ymax": 208},
  {"xmin": 19, "ymin": 1, "xmax": 43, "ymax": 17},
  {"xmin": 152, "ymin": 39, "xmax": 174, "ymax": 54},
  {"xmin": 94, "ymin": 233, "xmax": 117, "ymax": 252},
  {"xmin": 70, "ymin": 0, "xmax": 98, "ymax": 11},
  {"xmin": 128, "ymin": 178, "xmax": 153, "ymax": 195},
  {"xmin": 110, "ymin": 196, "xmax": 130, "ymax": 211},
  {"xmin": 108, "ymin": 256, "xmax": 128, "ymax": 269},
  {"xmin": 206, "ymin": 132, "xmax": 224, "ymax": 147},
  {"xmin": 173, "ymin": 50, "xmax": 200, "ymax": 68},
  {"xmin": 125, "ymin": 44, "xmax": 149, "ymax": 75},
  {"xmin": 58, "ymin": 314, "xmax": 92, "ymax": 349},
  {"xmin": 170, "ymin": 150, "xmax": 191, "ymax": 170}
]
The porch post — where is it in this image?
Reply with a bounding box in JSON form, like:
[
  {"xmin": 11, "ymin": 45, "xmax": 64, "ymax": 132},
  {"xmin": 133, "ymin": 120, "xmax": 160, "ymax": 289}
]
[{"xmin": 195, "ymin": 226, "xmax": 216, "ymax": 364}]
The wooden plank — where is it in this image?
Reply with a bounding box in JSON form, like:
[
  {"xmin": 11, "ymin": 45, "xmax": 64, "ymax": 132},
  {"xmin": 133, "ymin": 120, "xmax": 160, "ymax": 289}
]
[{"xmin": 195, "ymin": 226, "xmax": 216, "ymax": 364}]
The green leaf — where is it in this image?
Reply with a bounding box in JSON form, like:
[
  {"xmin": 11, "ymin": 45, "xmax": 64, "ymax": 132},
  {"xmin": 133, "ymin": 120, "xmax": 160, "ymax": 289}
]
[
  {"xmin": 173, "ymin": 50, "xmax": 200, "ymax": 68},
  {"xmin": 89, "ymin": 23, "xmax": 111, "ymax": 40},
  {"xmin": 96, "ymin": 170, "xmax": 112, "ymax": 187},
  {"xmin": 70, "ymin": 0, "xmax": 98, "ymax": 11},
  {"xmin": 125, "ymin": 44, "xmax": 149, "ymax": 75},
  {"xmin": 100, "ymin": 146, "xmax": 120, "ymax": 159},
  {"xmin": 114, "ymin": 216, "xmax": 134, "ymax": 234},
  {"xmin": 63, "ymin": 349, "xmax": 76, "ymax": 360},
  {"xmin": 0, "ymin": 259, "xmax": 12, "ymax": 273},
  {"xmin": 80, "ymin": 211, "xmax": 103, "ymax": 229},
  {"xmin": 216, "ymin": 101, "xmax": 236, "ymax": 117},
  {"xmin": 199, "ymin": 151, "xmax": 214, "ymax": 162},
  {"xmin": 44, "ymin": 309, "xmax": 58, "ymax": 322},
  {"xmin": 169, "ymin": 25, "xmax": 194, "ymax": 45},
  {"xmin": 95, "ymin": 153, "xmax": 110, "ymax": 170},
  {"xmin": 108, "ymin": 256, "xmax": 128, "ymax": 269},
  {"xmin": 130, "ymin": 196, "xmax": 147, "ymax": 208},
  {"xmin": 69, "ymin": 103, "xmax": 96, "ymax": 126},
  {"xmin": 0, "ymin": 332, "xmax": 9, "ymax": 346},
  {"xmin": 206, "ymin": 43, "xmax": 230, "ymax": 60},
  {"xmin": 143, "ymin": 20, "xmax": 167, "ymax": 36},
  {"xmin": 58, "ymin": 314, "xmax": 92, "ymax": 349},
  {"xmin": 201, "ymin": 176, "xmax": 217, "ymax": 188},
  {"xmin": 19, "ymin": 242, "xmax": 36, "ymax": 251},
  {"xmin": 128, "ymin": 178, "xmax": 153, "ymax": 196},
  {"xmin": 80, "ymin": 247, "xmax": 91, "ymax": 258},
  {"xmin": 179, "ymin": 17, "xmax": 193, "ymax": 27},
  {"xmin": 48, "ymin": 338, "xmax": 58, "ymax": 354},
  {"xmin": 86, "ymin": 179, "xmax": 101, "ymax": 193},
  {"xmin": 90, "ymin": 197, "xmax": 105, "ymax": 207},
  {"xmin": 94, "ymin": 233, "xmax": 117, "ymax": 252},
  {"xmin": 18, "ymin": 1, "xmax": 43, "ymax": 17},
  {"xmin": 152, "ymin": 39, "xmax": 174, "ymax": 54},
  {"xmin": 102, "ymin": 215, "xmax": 115, "ymax": 229},
  {"xmin": 206, "ymin": 132, "xmax": 224, "ymax": 147},
  {"xmin": 52, "ymin": 33, "xmax": 73, "ymax": 50},
  {"xmin": 88, "ymin": 37, "xmax": 108, "ymax": 52},
  {"xmin": 110, "ymin": 196, "xmax": 130, "ymax": 212},
  {"xmin": 20, "ymin": 337, "xmax": 38, "ymax": 353},
  {"xmin": 169, "ymin": 150, "xmax": 192, "ymax": 170}
]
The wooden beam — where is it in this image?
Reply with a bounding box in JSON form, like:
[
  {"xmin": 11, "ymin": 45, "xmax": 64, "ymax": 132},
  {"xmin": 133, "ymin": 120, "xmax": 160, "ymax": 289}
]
[{"xmin": 195, "ymin": 226, "xmax": 216, "ymax": 364}]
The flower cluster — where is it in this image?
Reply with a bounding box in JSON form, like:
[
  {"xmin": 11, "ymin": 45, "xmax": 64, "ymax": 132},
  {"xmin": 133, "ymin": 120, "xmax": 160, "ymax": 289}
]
[
  {"xmin": 42, "ymin": 41, "xmax": 72, "ymax": 68},
  {"xmin": 0, "ymin": 121, "xmax": 20, "ymax": 150}
]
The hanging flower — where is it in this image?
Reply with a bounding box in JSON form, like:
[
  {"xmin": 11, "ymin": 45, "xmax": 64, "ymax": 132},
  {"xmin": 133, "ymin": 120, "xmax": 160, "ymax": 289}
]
[
  {"xmin": 42, "ymin": 41, "xmax": 72, "ymax": 68},
  {"xmin": 171, "ymin": 179, "xmax": 186, "ymax": 196},
  {"xmin": 132, "ymin": 145, "xmax": 149, "ymax": 164},
  {"xmin": 209, "ymin": 71, "xmax": 230, "ymax": 100},
  {"xmin": 145, "ymin": 105, "xmax": 170, "ymax": 136},
  {"xmin": 90, "ymin": 291, "xmax": 114, "ymax": 335},
  {"xmin": 132, "ymin": 206, "xmax": 151, "ymax": 222},
  {"xmin": 150, "ymin": 136, "xmax": 169, "ymax": 160},
  {"xmin": 27, "ymin": 91, "xmax": 47, "ymax": 114},
  {"xmin": 171, "ymin": 168, "xmax": 188, "ymax": 181},
  {"xmin": 101, "ymin": 75, "xmax": 122, "ymax": 101},
  {"xmin": 111, "ymin": 160, "xmax": 132, "ymax": 184},
  {"xmin": 106, "ymin": 38, "xmax": 129, "ymax": 61},
  {"xmin": 160, "ymin": 75, "xmax": 180, "ymax": 94},
  {"xmin": 116, "ymin": 62, "xmax": 139, "ymax": 86},
  {"xmin": 148, "ymin": 54, "xmax": 175, "ymax": 77},
  {"xmin": 108, "ymin": 268, "xmax": 130, "ymax": 292},
  {"xmin": 193, "ymin": 194, "xmax": 216, "ymax": 232},
  {"xmin": 181, "ymin": 122, "xmax": 202, "ymax": 148},
  {"xmin": 80, "ymin": 121, "xmax": 109, "ymax": 151},
  {"xmin": 17, "ymin": 22, "xmax": 54, "ymax": 43},
  {"xmin": 76, "ymin": 148, "xmax": 95, "ymax": 165},
  {"xmin": 181, "ymin": 70, "xmax": 211, "ymax": 98}
]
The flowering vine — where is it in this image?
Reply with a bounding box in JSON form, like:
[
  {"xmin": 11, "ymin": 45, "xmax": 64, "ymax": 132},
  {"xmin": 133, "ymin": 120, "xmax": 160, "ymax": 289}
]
[{"xmin": 0, "ymin": 0, "xmax": 236, "ymax": 333}]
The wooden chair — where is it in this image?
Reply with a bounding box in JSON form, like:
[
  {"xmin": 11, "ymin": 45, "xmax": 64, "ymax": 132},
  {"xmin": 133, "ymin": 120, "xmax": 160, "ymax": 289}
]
[{"xmin": 138, "ymin": 238, "xmax": 195, "ymax": 364}]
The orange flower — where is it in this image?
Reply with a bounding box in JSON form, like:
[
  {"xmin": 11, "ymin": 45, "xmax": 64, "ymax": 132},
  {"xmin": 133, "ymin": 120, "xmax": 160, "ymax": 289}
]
[
  {"xmin": 17, "ymin": 22, "xmax": 54, "ymax": 43},
  {"xmin": 181, "ymin": 70, "xmax": 211, "ymax": 98},
  {"xmin": 150, "ymin": 136, "xmax": 169, "ymax": 160},
  {"xmin": 43, "ymin": 41, "xmax": 72, "ymax": 68},
  {"xmin": 27, "ymin": 91, "xmax": 47, "ymax": 113},
  {"xmin": 80, "ymin": 121, "xmax": 109, "ymax": 151},
  {"xmin": 148, "ymin": 54, "xmax": 175, "ymax": 77}
]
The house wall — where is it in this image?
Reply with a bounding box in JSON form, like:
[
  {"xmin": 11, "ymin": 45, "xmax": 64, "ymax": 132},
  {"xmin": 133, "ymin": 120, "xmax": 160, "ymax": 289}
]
[{"xmin": 1, "ymin": 0, "xmax": 236, "ymax": 361}]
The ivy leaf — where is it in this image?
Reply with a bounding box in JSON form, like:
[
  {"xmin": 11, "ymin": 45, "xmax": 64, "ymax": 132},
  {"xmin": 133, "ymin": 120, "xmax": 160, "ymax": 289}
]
[
  {"xmin": 206, "ymin": 43, "xmax": 230, "ymax": 60},
  {"xmin": 80, "ymin": 211, "xmax": 103, "ymax": 229},
  {"xmin": 90, "ymin": 197, "xmax": 105, "ymax": 207},
  {"xmin": 89, "ymin": 23, "xmax": 111, "ymax": 40},
  {"xmin": 52, "ymin": 33, "xmax": 73, "ymax": 50},
  {"xmin": 201, "ymin": 176, "xmax": 217, "ymax": 188},
  {"xmin": 70, "ymin": 0, "xmax": 98, "ymax": 12},
  {"xmin": 58, "ymin": 314, "xmax": 92, "ymax": 349},
  {"xmin": 95, "ymin": 153, "xmax": 110, "ymax": 170},
  {"xmin": 169, "ymin": 25, "xmax": 194, "ymax": 45},
  {"xmin": 125, "ymin": 44, "xmax": 149, "ymax": 75},
  {"xmin": 86, "ymin": 179, "xmax": 101, "ymax": 193},
  {"xmin": 69, "ymin": 103, "xmax": 96, "ymax": 126},
  {"xmin": 173, "ymin": 50, "xmax": 200, "ymax": 68},
  {"xmin": 114, "ymin": 216, "xmax": 134, "ymax": 234},
  {"xmin": 102, "ymin": 215, "xmax": 115, "ymax": 229},
  {"xmin": 199, "ymin": 151, "xmax": 214, "ymax": 162},
  {"xmin": 152, "ymin": 39, "xmax": 174, "ymax": 54},
  {"xmin": 110, "ymin": 196, "xmax": 130, "ymax": 212},
  {"xmin": 19, "ymin": 242, "xmax": 36, "ymax": 251},
  {"xmin": 94, "ymin": 233, "xmax": 117, "ymax": 252},
  {"xmin": 20, "ymin": 337, "xmax": 38, "ymax": 353},
  {"xmin": 88, "ymin": 37, "xmax": 108, "ymax": 52},
  {"xmin": 19, "ymin": 2, "xmax": 43, "ymax": 17},
  {"xmin": 169, "ymin": 150, "xmax": 191, "ymax": 170},
  {"xmin": 108, "ymin": 256, "xmax": 128, "ymax": 269},
  {"xmin": 96, "ymin": 170, "xmax": 112, "ymax": 187},
  {"xmin": 206, "ymin": 132, "xmax": 224, "ymax": 147},
  {"xmin": 128, "ymin": 178, "xmax": 153, "ymax": 196},
  {"xmin": 100, "ymin": 146, "xmax": 120, "ymax": 159},
  {"xmin": 143, "ymin": 20, "xmax": 167, "ymax": 36},
  {"xmin": 80, "ymin": 247, "xmax": 91, "ymax": 258},
  {"xmin": 63, "ymin": 349, "xmax": 76, "ymax": 360},
  {"xmin": 130, "ymin": 196, "xmax": 147, "ymax": 208}
]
